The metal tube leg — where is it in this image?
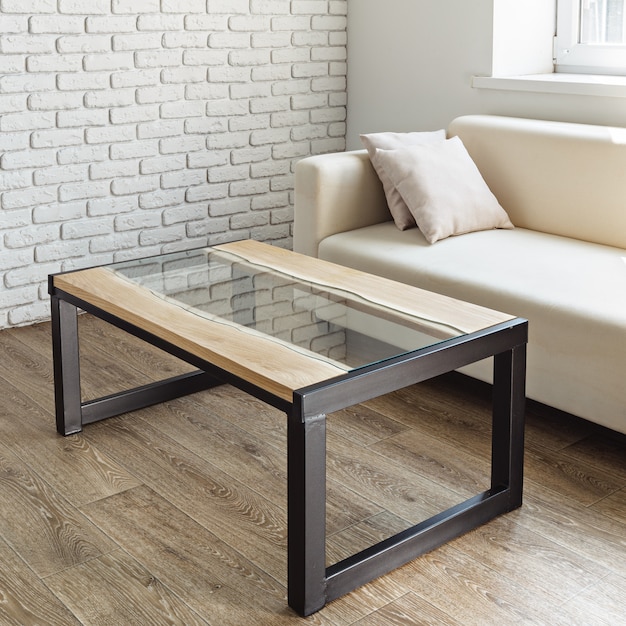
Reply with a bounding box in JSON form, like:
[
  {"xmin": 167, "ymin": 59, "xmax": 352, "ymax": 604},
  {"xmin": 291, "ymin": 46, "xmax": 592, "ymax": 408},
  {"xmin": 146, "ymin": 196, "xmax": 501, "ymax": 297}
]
[
  {"xmin": 287, "ymin": 403, "xmax": 327, "ymax": 617},
  {"xmin": 491, "ymin": 344, "xmax": 527, "ymax": 509},
  {"xmin": 51, "ymin": 296, "xmax": 83, "ymax": 436}
]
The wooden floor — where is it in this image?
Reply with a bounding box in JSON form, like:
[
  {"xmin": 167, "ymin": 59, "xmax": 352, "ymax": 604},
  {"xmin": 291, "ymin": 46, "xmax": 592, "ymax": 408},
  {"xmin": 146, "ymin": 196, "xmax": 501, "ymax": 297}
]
[{"xmin": 0, "ymin": 316, "xmax": 625, "ymax": 625}]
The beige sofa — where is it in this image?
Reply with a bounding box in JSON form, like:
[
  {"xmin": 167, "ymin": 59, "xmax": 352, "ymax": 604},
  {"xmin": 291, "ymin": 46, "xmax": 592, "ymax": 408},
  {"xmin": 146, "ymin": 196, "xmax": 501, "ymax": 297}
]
[{"xmin": 294, "ymin": 115, "xmax": 626, "ymax": 435}]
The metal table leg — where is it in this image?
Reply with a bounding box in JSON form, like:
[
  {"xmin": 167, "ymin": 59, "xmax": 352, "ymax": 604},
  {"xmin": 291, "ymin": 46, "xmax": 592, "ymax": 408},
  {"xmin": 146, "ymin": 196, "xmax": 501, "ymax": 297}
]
[{"xmin": 51, "ymin": 296, "xmax": 83, "ymax": 436}]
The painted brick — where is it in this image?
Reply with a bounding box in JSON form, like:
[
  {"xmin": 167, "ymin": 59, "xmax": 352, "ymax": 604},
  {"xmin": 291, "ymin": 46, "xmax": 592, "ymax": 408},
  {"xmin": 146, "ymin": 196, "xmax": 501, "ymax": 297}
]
[
  {"xmin": 111, "ymin": 175, "xmax": 160, "ymax": 196},
  {"xmin": 114, "ymin": 212, "xmax": 162, "ymax": 231},
  {"xmin": 32, "ymin": 201, "xmax": 86, "ymax": 224},
  {"xmin": 139, "ymin": 188, "xmax": 186, "ymax": 210},
  {"xmin": 2, "ymin": 185, "xmax": 57, "ymax": 209},
  {"xmin": 59, "ymin": 180, "xmax": 110, "ymax": 202},
  {"xmin": 84, "ymin": 89, "xmax": 136, "ymax": 108},
  {"xmin": 0, "ymin": 208, "xmax": 31, "ymax": 231},
  {"xmin": 56, "ymin": 108, "xmax": 108, "ymax": 128},
  {"xmin": 89, "ymin": 232, "xmax": 139, "ymax": 253},
  {"xmin": 0, "ymin": 110, "xmax": 56, "ymax": 132},
  {"xmin": 85, "ymin": 16, "xmax": 136, "ymax": 34},
  {"xmin": 0, "ymin": 1, "xmax": 347, "ymax": 329},
  {"xmin": 58, "ymin": 0, "xmax": 110, "ymax": 13},
  {"xmin": 140, "ymin": 154, "xmax": 186, "ymax": 175},
  {"xmin": 0, "ymin": 73, "xmax": 55, "ymax": 93},
  {"xmin": 209, "ymin": 0, "xmax": 249, "ymax": 14},
  {"xmin": 113, "ymin": 0, "xmax": 160, "ymax": 13},
  {"xmin": 4, "ymin": 224, "xmax": 60, "ymax": 249},
  {"xmin": 33, "ymin": 164, "xmax": 87, "ymax": 186},
  {"xmin": 27, "ymin": 92, "xmax": 83, "ymax": 111},
  {"xmin": 137, "ymin": 14, "xmax": 182, "ymax": 31},
  {"xmin": 28, "ymin": 15, "xmax": 84, "ymax": 34},
  {"xmin": 83, "ymin": 52, "xmax": 135, "ymax": 71},
  {"xmin": 56, "ymin": 35, "xmax": 111, "ymax": 54},
  {"xmin": 61, "ymin": 218, "xmax": 112, "ymax": 240},
  {"xmin": 0, "ymin": 170, "xmax": 32, "ymax": 192},
  {"xmin": 183, "ymin": 14, "xmax": 227, "ymax": 30},
  {"xmin": 2, "ymin": 0, "xmax": 56, "ymax": 13},
  {"xmin": 57, "ymin": 144, "xmax": 109, "ymax": 165},
  {"xmin": 135, "ymin": 50, "xmax": 183, "ymax": 68},
  {"xmin": 85, "ymin": 125, "xmax": 135, "ymax": 144},
  {"xmin": 35, "ymin": 239, "xmax": 90, "ymax": 262},
  {"xmin": 112, "ymin": 33, "xmax": 163, "ymax": 52},
  {"xmin": 291, "ymin": 1, "xmax": 328, "ymax": 14},
  {"xmin": 0, "ymin": 249, "xmax": 33, "ymax": 272},
  {"xmin": 87, "ymin": 196, "xmax": 138, "ymax": 217},
  {"xmin": 57, "ymin": 72, "xmax": 110, "ymax": 91},
  {"xmin": 0, "ymin": 34, "xmax": 55, "ymax": 54},
  {"xmin": 161, "ymin": 0, "xmax": 206, "ymax": 12},
  {"xmin": 89, "ymin": 159, "xmax": 140, "ymax": 180}
]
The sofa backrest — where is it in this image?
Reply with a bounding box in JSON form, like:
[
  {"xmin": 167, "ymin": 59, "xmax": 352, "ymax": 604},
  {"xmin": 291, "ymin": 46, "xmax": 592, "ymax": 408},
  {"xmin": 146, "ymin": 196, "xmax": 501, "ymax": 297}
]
[{"xmin": 448, "ymin": 115, "xmax": 626, "ymax": 250}]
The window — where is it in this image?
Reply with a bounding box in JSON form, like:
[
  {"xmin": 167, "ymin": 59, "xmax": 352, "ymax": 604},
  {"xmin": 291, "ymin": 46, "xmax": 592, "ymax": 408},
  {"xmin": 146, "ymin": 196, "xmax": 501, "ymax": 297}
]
[{"xmin": 555, "ymin": 0, "xmax": 626, "ymax": 74}]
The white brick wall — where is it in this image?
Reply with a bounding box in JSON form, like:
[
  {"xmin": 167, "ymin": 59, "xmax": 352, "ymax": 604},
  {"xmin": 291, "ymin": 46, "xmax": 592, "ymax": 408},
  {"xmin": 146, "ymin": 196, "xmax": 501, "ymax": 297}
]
[{"xmin": 0, "ymin": 0, "xmax": 347, "ymax": 328}]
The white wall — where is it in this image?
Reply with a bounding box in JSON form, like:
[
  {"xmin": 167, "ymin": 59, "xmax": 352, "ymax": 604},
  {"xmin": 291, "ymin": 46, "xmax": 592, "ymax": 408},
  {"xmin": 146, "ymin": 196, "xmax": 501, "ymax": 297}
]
[
  {"xmin": 0, "ymin": 0, "xmax": 347, "ymax": 328},
  {"xmin": 347, "ymin": 0, "xmax": 626, "ymax": 148}
]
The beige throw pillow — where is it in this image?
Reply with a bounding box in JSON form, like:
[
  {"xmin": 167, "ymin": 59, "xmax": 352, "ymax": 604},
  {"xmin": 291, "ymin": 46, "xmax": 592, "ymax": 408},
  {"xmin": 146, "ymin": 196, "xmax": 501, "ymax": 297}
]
[
  {"xmin": 372, "ymin": 137, "xmax": 514, "ymax": 244},
  {"xmin": 361, "ymin": 130, "xmax": 446, "ymax": 230}
]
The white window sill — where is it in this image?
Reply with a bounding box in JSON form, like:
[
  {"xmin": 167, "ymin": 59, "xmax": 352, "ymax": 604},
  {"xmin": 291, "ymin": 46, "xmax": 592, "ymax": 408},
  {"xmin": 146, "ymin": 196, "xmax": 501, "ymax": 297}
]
[{"xmin": 473, "ymin": 73, "xmax": 626, "ymax": 98}]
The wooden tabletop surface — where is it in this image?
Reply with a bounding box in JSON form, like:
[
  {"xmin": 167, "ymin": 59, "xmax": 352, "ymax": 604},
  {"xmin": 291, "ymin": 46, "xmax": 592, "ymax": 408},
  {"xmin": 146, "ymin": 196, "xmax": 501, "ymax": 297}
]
[{"xmin": 52, "ymin": 240, "xmax": 515, "ymax": 402}]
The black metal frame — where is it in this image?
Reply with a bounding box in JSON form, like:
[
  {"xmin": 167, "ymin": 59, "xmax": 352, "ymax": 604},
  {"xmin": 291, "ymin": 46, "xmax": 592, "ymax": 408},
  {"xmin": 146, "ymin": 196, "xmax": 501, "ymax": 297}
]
[{"xmin": 49, "ymin": 277, "xmax": 527, "ymax": 618}]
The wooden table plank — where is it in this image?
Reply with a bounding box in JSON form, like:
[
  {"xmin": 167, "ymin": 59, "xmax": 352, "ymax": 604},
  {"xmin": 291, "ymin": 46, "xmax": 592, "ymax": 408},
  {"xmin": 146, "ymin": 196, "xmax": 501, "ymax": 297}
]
[{"xmin": 52, "ymin": 240, "xmax": 516, "ymax": 402}]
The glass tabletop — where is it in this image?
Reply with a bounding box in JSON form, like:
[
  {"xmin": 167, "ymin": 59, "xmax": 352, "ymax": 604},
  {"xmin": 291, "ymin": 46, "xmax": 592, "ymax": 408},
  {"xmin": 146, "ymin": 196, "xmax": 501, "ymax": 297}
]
[{"xmin": 107, "ymin": 244, "xmax": 468, "ymax": 372}]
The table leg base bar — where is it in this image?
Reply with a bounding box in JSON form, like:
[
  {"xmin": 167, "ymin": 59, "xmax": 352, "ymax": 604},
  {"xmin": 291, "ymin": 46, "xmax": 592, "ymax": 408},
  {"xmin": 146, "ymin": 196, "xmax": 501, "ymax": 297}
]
[
  {"xmin": 325, "ymin": 486, "xmax": 513, "ymax": 605},
  {"xmin": 62, "ymin": 370, "xmax": 221, "ymax": 435}
]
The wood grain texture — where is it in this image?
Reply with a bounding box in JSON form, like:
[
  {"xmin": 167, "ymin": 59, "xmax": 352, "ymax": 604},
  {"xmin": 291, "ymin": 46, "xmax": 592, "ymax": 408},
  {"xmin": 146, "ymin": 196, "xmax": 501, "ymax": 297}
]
[
  {"xmin": 82, "ymin": 413, "xmax": 290, "ymax": 584},
  {"xmin": 51, "ymin": 239, "xmax": 517, "ymax": 401},
  {"xmin": 0, "ymin": 318, "xmax": 624, "ymax": 624},
  {"xmin": 81, "ymin": 485, "xmax": 336, "ymax": 626},
  {"xmin": 0, "ymin": 442, "xmax": 114, "ymax": 578},
  {"xmin": 45, "ymin": 549, "xmax": 210, "ymax": 626},
  {"xmin": 0, "ymin": 386, "xmax": 141, "ymax": 507},
  {"xmin": 0, "ymin": 537, "xmax": 81, "ymax": 626},
  {"xmin": 216, "ymin": 240, "xmax": 516, "ymax": 332}
]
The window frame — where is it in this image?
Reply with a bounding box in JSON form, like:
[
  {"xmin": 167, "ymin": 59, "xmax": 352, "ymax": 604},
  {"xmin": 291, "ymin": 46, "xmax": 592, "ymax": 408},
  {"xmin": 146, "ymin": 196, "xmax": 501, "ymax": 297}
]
[{"xmin": 555, "ymin": 0, "xmax": 626, "ymax": 75}]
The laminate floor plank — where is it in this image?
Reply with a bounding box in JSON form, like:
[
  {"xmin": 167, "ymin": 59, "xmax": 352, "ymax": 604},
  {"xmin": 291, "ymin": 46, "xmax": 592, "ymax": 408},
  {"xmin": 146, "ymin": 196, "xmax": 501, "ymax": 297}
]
[
  {"xmin": 522, "ymin": 443, "xmax": 624, "ymax": 506},
  {"xmin": 588, "ymin": 487, "xmax": 626, "ymax": 525},
  {"xmin": 552, "ymin": 571, "xmax": 626, "ymax": 626},
  {"xmin": 80, "ymin": 485, "xmax": 339, "ymax": 626},
  {"xmin": 382, "ymin": 543, "xmax": 551, "ymax": 625},
  {"xmin": 450, "ymin": 513, "xmax": 611, "ymax": 606},
  {"xmin": 325, "ymin": 430, "xmax": 463, "ymax": 525},
  {"xmin": 45, "ymin": 548, "xmax": 211, "ymax": 626},
  {"xmin": 0, "ymin": 382, "xmax": 141, "ymax": 507},
  {"xmin": 496, "ymin": 486, "xmax": 626, "ymax": 577},
  {"xmin": 0, "ymin": 319, "xmax": 624, "ymax": 624},
  {"xmin": 0, "ymin": 537, "xmax": 82, "ymax": 626},
  {"xmin": 369, "ymin": 427, "xmax": 492, "ymax": 500},
  {"xmin": 0, "ymin": 442, "xmax": 115, "ymax": 578},
  {"xmin": 352, "ymin": 591, "xmax": 459, "ymax": 626},
  {"xmin": 0, "ymin": 325, "xmax": 56, "ymax": 412},
  {"xmin": 81, "ymin": 411, "xmax": 290, "ymax": 584},
  {"xmin": 142, "ymin": 394, "xmax": 384, "ymax": 536}
]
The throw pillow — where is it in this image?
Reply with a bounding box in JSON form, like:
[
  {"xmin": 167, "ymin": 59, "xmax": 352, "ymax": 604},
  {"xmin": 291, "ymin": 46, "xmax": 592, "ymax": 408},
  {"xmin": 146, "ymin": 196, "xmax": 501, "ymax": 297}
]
[
  {"xmin": 361, "ymin": 130, "xmax": 446, "ymax": 230},
  {"xmin": 372, "ymin": 136, "xmax": 514, "ymax": 244}
]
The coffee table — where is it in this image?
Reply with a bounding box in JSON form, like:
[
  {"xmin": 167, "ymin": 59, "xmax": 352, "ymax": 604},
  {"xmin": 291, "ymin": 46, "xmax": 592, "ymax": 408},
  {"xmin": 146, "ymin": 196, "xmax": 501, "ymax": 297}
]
[{"xmin": 49, "ymin": 239, "xmax": 527, "ymax": 617}]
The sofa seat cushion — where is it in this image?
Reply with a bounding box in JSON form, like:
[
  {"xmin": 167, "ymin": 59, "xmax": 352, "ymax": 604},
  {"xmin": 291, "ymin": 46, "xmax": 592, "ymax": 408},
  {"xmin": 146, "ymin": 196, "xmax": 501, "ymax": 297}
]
[{"xmin": 318, "ymin": 222, "xmax": 626, "ymax": 432}]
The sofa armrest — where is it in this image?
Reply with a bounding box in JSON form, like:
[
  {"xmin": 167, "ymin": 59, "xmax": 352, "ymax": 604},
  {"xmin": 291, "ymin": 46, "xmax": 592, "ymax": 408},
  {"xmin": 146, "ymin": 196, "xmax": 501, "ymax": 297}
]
[{"xmin": 293, "ymin": 150, "xmax": 390, "ymax": 257}]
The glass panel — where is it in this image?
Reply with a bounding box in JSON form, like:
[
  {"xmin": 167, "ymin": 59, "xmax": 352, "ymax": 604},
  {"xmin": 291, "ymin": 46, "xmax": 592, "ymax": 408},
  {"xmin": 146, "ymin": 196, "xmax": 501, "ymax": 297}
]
[
  {"xmin": 109, "ymin": 247, "xmax": 463, "ymax": 371},
  {"xmin": 580, "ymin": 0, "xmax": 626, "ymax": 44}
]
